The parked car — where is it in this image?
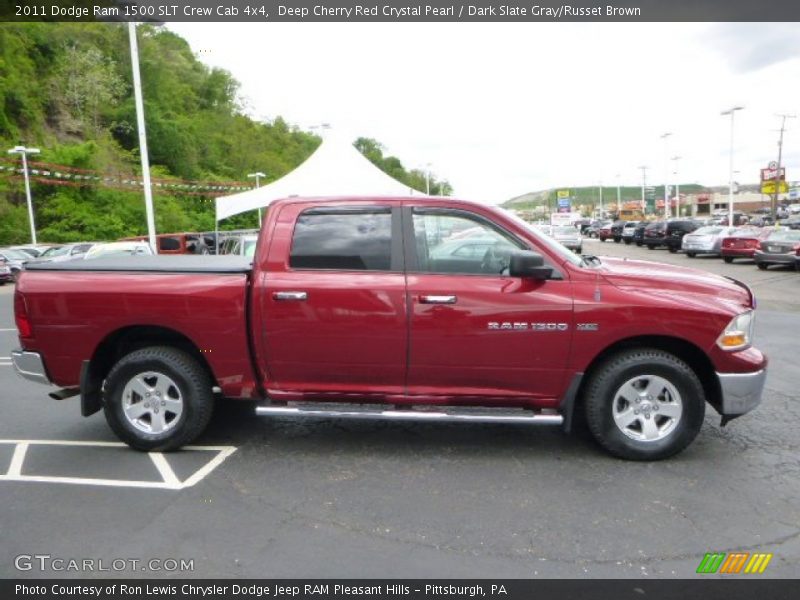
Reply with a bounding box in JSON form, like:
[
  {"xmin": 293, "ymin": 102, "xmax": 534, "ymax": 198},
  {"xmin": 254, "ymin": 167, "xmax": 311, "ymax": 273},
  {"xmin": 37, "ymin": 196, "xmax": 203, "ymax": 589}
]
[
  {"xmin": 665, "ymin": 219, "xmax": 701, "ymax": 253},
  {"xmin": 597, "ymin": 221, "xmax": 615, "ymax": 242},
  {"xmin": 123, "ymin": 233, "xmax": 210, "ymax": 255},
  {"xmin": 218, "ymin": 234, "xmax": 259, "ymax": 258},
  {"xmin": 29, "ymin": 243, "xmax": 96, "ymax": 263},
  {"xmin": 621, "ymin": 221, "xmax": 639, "ymax": 245},
  {"xmin": 632, "ymin": 222, "xmax": 648, "ymax": 247},
  {"xmin": 84, "ymin": 242, "xmax": 154, "ymax": 260},
  {"xmin": 9, "ymin": 246, "xmax": 43, "ymax": 258},
  {"xmin": 779, "ymin": 216, "xmax": 800, "ymax": 230},
  {"xmin": 754, "ymin": 229, "xmax": 800, "ymax": 270},
  {"xmin": 0, "ymin": 248, "xmax": 32, "ymax": 280},
  {"xmin": 550, "ymin": 225, "xmax": 582, "ymax": 253},
  {"xmin": 643, "ymin": 221, "xmax": 667, "ymax": 249},
  {"xmin": 609, "ymin": 220, "xmax": 627, "ymax": 243},
  {"xmin": 583, "ymin": 220, "xmax": 606, "ymax": 238},
  {"xmin": 721, "ymin": 229, "xmax": 774, "ymax": 263},
  {"xmin": 0, "ymin": 261, "xmax": 13, "ymax": 285},
  {"xmin": 681, "ymin": 226, "xmax": 738, "ymax": 257},
  {"xmin": 14, "ymin": 196, "xmax": 766, "ymax": 461}
]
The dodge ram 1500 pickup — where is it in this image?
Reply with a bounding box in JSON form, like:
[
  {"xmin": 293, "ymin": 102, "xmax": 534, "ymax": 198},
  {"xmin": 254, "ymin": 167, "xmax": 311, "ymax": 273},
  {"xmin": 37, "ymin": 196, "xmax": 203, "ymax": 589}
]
[{"xmin": 12, "ymin": 197, "xmax": 767, "ymax": 460}]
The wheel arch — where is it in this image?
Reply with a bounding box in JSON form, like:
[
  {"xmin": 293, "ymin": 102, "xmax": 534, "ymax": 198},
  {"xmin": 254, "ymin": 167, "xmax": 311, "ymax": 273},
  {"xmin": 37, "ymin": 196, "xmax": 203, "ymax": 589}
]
[
  {"xmin": 575, "ymin": 335, "xmax": 722, "ymax": 412},
  {"xmin": 81, "ymin": 325, "xmax": 217, "ymax": 417}
]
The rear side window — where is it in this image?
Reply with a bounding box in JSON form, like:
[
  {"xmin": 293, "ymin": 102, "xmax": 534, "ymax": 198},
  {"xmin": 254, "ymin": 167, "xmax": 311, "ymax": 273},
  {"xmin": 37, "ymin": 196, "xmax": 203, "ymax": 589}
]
[{"xmin": 290, "ymin": 209, "xmax": 392, "ymax": 271}]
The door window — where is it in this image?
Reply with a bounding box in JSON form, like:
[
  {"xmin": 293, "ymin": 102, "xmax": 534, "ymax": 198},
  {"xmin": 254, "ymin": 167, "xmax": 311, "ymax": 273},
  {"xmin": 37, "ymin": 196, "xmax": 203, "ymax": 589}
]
[
  {"xmin": 412, "ymin": 211, "xmax": 523, "ymax": 275},
  {"xmin": 290, "ymin": 209, "xmax": 392, "ymax": 271}
]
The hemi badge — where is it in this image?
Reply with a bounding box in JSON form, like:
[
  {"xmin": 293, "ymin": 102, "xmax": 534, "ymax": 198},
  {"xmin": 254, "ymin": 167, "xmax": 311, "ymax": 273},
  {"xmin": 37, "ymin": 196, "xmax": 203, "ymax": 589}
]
[{"xmin": 577, "ymin": 323, "xmax": 599, "ymax": 331}]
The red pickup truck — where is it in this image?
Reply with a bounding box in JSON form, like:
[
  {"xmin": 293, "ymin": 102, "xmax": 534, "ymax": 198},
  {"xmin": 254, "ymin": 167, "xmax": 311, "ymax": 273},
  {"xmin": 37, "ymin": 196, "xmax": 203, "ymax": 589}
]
[{"xmin": 12, "ymin": 197, "xmax": 767, "ymax": 460}]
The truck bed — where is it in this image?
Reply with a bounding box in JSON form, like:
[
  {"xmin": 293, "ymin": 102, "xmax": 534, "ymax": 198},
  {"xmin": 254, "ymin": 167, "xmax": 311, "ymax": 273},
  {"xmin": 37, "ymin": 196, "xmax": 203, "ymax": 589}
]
[{"xmin": 24, "ymin": 255, "xmax": 252, "ymax": 273}]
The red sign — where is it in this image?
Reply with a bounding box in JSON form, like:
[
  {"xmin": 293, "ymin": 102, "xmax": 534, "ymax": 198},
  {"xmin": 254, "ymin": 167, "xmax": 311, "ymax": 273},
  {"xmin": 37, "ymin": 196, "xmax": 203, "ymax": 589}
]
[{"xmin": 761, "ymin": 167, "xmax": 786, "ymax": 182}]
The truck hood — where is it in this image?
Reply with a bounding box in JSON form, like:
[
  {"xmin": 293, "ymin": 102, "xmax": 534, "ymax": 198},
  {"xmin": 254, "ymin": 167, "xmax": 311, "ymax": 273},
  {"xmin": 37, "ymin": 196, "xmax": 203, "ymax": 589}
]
[{"xmin": 596, "ymin": 257, "xmax": 752, "ymax": 310}]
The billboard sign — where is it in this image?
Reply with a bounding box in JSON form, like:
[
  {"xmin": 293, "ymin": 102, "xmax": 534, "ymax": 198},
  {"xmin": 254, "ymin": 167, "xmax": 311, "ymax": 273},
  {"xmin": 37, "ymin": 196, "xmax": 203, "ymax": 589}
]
[
  {"xmin": 761, "ymin": 165, "xmax": 787, "ymax": 194},
  {"xmin": 556, "ymin": 189, "xmax": 571, "ymax": 213}
]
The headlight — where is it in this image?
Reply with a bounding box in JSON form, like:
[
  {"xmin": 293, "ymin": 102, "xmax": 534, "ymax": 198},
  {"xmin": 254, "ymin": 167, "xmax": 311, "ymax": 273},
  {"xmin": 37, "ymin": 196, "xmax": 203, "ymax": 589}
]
[{"xmin": 716, "ymin": 310, "xmax": 754, "ymax": 351}]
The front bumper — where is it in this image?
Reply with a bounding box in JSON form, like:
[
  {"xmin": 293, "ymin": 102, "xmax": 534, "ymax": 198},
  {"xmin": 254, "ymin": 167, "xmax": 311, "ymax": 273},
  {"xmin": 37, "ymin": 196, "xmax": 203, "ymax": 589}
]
[
  {"xmin": 717, "ymin": 369, "xmax": 767, "ymax": 416},
  {"xmin": 11, "ymin": 349, "xmax": 52, "ymax": 385}
]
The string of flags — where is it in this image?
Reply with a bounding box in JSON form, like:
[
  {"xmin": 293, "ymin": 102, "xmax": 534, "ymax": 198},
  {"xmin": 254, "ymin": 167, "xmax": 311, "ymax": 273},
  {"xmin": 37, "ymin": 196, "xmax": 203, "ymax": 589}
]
[{"xmin": 0, "ymin": 156, "xmax": 253, "ymax": 197}]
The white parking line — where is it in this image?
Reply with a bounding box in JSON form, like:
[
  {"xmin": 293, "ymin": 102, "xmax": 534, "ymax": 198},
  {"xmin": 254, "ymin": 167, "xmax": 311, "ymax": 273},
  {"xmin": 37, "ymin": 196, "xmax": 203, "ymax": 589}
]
[{"xmin": 0, "ymin": 439, "xmax": 237, "ymax": 490}]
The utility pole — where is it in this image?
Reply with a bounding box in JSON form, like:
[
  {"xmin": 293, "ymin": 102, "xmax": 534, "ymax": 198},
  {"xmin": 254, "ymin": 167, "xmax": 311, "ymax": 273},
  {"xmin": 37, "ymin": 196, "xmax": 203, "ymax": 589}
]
[
  {"xmin": 772, "ymin": 114, "xmax": 796, "ymax": 220},
  {"xmin": 638, "ymin": 165, "xmax": 648, "ymax": 215},
  {"xmin": 671, "ymin": 156, "xmax": 682, "ymax": 217},
  {"xmin": 7, "ymin": 145, "xmax": 40, "ymax": 244},
  {"xmin": 721, "ymin": 107, "xmax": 744, "ymax": 227},
  {"xmin": 598, "ymin": 182, "xmax": 604, "ymax": 219},
  {"xmin": 660, "ymin": 132, "xmax": 672, "ymax": 219},
  {"xmin": 128, "ymin": 22, "xmax": 157, "ymax": 253},
  {"xmin": 248, "ymin": 171, "xmax": 266, "ymax": 224},
  {"xmin": 425, "ymin": 163, "xmax": 432, "ymax": 195},
  {"xmin": 616, "ymin": 173, "xmax": 621, "ymax": 210}
]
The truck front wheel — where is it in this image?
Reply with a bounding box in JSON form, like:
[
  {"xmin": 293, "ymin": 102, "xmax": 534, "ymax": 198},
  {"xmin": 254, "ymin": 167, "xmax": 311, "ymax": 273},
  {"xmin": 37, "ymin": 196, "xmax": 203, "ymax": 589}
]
[
  {"xmin": 103, "ymin": 346, "xmax": 214, "ymax": 451},
  {"xmin": 584, "ymin": 349, "xmax": 705, "ymax": 460}
]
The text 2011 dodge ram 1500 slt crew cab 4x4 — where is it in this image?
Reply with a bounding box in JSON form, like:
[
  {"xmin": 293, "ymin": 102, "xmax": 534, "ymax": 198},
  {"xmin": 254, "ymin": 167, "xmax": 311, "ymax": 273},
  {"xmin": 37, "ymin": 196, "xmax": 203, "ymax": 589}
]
[{"xmin": 12, "ymin": 197, "xmax": 767, "ymax": 460}]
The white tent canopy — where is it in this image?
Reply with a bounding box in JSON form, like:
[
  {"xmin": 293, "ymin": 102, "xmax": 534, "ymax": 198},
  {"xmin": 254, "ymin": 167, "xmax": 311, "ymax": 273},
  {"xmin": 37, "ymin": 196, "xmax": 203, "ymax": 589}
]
[{"xmin": 215, "ymin": 131, "xmax": 423, "ymax": 221}]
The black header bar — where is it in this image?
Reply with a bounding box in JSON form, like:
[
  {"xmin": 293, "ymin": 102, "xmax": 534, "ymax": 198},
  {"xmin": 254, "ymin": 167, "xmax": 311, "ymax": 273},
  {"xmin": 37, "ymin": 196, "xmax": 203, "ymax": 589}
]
[{"xmin": 4, "ymin": 0, "xmax": 800, "ymax": 22}]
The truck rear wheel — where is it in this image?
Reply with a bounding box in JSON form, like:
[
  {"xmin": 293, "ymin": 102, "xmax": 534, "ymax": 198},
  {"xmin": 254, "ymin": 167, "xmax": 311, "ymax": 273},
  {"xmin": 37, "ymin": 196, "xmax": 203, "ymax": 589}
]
[
  {"xmin": 584, "ymin": 349, "xmax": 705, "ymax": 460},
  {"xmin": 103, "ymin": 346, "xmax": 214, "ymax": 451}
]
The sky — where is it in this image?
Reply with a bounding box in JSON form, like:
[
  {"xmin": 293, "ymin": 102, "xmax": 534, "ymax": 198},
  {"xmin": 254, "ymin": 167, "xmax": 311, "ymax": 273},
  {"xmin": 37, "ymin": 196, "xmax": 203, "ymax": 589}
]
[{"xmin": 169, "ymin": 22, "xmax": 800, "ymax": 204}]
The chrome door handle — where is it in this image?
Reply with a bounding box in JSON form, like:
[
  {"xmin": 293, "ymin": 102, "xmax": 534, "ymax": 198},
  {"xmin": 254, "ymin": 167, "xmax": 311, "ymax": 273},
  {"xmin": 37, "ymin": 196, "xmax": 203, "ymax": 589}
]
[
  {"xmin": 419, "ymin": 295, "xmax": 457, "ymax": 305},
  {"xmin": 273, "ymin": 291, "xmax": 308, "ymax": 301}
]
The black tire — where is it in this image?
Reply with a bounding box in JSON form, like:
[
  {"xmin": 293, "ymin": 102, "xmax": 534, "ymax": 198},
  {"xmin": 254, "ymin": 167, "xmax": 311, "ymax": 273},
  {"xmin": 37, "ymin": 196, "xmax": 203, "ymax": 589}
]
[
  {"xmin": 647, "ymin": 245, "xmax": 655, "ymax": 250},
  {"xmin": 723, "ymin": 256, "xmax": 734, "ymax": 264},
  {"xmin": 614, "ymin": 238, "xmax": 621, "ymax": 243},
  {"xmin": 686, "ymin": 252, "xmax": 696, "ymax": 258},
  {"xmin": 103, "ymin": 346, "xmax": 214, "ymax": 451},
  {"xmin": 757, "ymin": 263, "xmax": 768, "ymax": 270},
  {"xmin": 636, "ymin": 241, "xmax": 643, "ymax": 247},
  {"xmin": 668, "ymin": 247, "xmax": 678, "ymax": 253},
  {"xmin": 584, "ymin": 348, "xmax": 705, "ymax": 461},
  {"xmin": 624, "ymin": 239, "xmax": 632, "ymax": 245}
]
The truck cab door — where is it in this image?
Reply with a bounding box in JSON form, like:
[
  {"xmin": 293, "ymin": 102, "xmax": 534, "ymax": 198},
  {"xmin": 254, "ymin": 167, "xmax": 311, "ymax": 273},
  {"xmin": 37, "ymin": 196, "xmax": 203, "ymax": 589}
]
[
  {"xmin": 257, "ymin": 203, "xmax": 407, "ymax": 399},
  {"xmin": 404, "ymin": 206, "xmax": 573, "ymax": 403}
]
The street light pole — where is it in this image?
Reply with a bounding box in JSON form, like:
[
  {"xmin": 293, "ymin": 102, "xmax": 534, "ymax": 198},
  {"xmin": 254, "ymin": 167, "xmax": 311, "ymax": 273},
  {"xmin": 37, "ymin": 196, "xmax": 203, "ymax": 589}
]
[
  {"xmin": 660, "ymin": 132, "xmax": 672, "ymax": 219},
  {"xmin": 128, "ymin": 22, "xmax": 157, "ymax": 252},
  {"xmin": 616, "ymin": 173, "xmax": 621, "ymax": 209},
  {"xmin": 721, "ymin": 106, "xmax": 744, "ymax": 227},
  {"xmin": 671, "ymin": 156, "xmax": 681, "ymax": 216},
  {"xmin": 7, "ymin": 145, "xmax": 40, "ymax": 244},
  {"xmin": 772, "ymin": 113, "xmax": 796, "ymax": 220},
  {"xmin": 425, "ymin": 163, "xmax": 432, "ymax": 195},
  {"xmin": 638, "ymin": 165, "xmax": 648, "ymax": 215},
  {"xmin": 248, "ymin": 171, "xmax": 266, "ymax": 223}
]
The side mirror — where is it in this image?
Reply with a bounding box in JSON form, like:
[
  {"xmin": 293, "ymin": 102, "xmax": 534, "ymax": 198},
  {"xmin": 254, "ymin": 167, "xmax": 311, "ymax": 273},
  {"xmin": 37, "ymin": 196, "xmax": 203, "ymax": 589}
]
[{"xmin": 509, "ymin": 250, "xmax": 553, "ymax": 280}]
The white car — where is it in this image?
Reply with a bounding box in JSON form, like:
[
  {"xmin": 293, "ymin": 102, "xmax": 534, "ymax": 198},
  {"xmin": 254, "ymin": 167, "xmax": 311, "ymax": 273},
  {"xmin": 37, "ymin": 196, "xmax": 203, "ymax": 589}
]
[
  {"xmin": 681, "ymin": 226, "xmax": 738, "ymax": 257},
  {"xmin": 83, "ymin": 241, "xmax": 154, "ymax": 259}
]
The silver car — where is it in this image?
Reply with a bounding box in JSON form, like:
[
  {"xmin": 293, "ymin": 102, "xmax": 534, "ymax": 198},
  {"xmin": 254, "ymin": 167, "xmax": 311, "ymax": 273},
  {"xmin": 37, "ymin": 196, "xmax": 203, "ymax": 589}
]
[
  {"xmin": 551, "ymin": 225, "xmax": 583, "ymax": 253},
  {"xmin": 681, "ymin": 226, "xmax": 737, "ymax": 257}
]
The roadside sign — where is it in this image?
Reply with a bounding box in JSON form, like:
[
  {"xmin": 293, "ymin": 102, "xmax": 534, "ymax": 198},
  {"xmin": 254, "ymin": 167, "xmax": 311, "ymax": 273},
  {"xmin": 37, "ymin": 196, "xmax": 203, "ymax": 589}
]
[
  {"xmin": 762, "ymin": 180, "xmax": 789, "ymax": 195},
  {"xmin": 556, "ymin": 189, "xmax": 571, "ymax": 213}
]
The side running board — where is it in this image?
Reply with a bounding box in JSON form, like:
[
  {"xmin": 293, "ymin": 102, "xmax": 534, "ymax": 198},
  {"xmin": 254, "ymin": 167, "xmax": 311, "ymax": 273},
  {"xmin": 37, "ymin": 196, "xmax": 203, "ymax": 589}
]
[{"xmin": 255, "ymin": 403, "xmax": 563, "ymax": 426}]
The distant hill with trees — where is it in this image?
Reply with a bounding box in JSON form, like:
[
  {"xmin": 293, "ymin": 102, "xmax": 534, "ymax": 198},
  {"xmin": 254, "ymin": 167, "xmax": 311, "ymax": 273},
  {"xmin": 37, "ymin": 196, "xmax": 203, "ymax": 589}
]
[{"xmin": 0, "ymin": 23, "xmax": 449, "ymax": 244}]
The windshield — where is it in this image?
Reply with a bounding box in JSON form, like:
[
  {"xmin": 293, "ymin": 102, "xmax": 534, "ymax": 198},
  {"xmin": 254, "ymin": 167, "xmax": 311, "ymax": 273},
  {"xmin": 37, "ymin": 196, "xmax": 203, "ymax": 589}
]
[
  {"xmin": 693, "ymin": 227, "xmax": 724, "ymax": 235},
  {"xmin": 41, "ymin": 246, "xmax": 69, "ymax": 257},
  {"xmin": 554, "ymin": 226, "xmax": 579, "ymax": 235},
  {"xmin": 1, "ymin": 248, "xmax": 30, "ymax": 260},
  {"xmin": 501, "ymin": 210, "xmax": 584, "ymax": 267},
  {"xmin": 768, "ymin": 230, "xmax": 800, "ymax": 242}
]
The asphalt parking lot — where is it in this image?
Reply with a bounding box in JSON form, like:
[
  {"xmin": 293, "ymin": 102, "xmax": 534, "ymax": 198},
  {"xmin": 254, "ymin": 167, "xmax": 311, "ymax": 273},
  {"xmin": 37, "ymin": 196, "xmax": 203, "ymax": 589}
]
[{"xmin": 0, "ymin": 244, "xmax": 798, "ymax": 579}]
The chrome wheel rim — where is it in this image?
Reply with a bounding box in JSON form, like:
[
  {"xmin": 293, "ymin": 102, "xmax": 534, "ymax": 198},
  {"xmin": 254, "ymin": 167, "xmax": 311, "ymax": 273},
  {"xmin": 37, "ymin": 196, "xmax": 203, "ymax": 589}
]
[
  {"xmin": 611, "ymin": 375, "xmax": 683, "ymax": 442},
  {"xmin": 122, "ymin": 371, "xmax": 184, "ymax": 434}
]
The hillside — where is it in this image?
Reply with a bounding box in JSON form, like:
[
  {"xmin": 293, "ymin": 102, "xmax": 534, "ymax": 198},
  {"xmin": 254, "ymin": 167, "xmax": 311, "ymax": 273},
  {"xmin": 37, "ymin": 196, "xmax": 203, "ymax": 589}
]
[{"xmin": 0, "ymin": 23, "xmax": 449, "ymax": 244}]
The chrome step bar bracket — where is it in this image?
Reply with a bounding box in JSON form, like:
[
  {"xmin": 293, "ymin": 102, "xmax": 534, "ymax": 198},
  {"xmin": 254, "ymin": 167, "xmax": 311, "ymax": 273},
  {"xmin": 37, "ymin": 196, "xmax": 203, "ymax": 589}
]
[{"xmin": 255, "ymin": 404, "xmax": 563, "ymax": 426}]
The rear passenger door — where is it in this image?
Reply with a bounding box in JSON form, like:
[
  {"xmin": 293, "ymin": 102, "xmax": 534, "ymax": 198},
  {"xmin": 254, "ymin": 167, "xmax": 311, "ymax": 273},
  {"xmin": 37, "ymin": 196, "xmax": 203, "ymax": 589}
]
[{"xmin": 260, "ymin": 204, "xmax": 408, "ymax": 397}]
